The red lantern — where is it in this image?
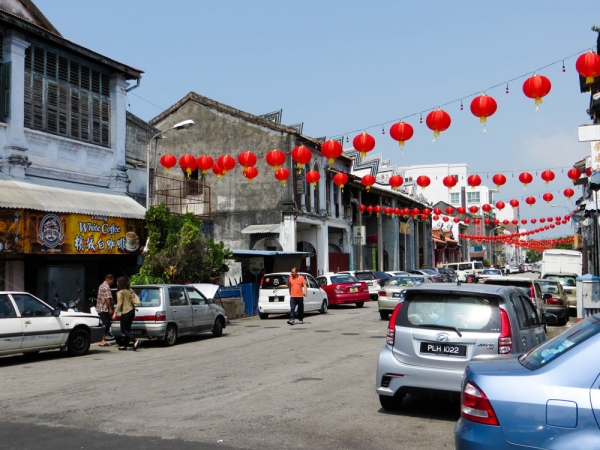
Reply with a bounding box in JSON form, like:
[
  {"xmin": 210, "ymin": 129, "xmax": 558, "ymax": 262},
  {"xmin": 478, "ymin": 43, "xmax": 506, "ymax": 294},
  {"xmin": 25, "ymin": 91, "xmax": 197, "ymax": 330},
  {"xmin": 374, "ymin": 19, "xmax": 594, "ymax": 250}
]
[
  {"xmin": 305, "ymin": 170, "xmax": 320, "ymax": 187},
  {"xmin": 321, "ymin": 140, "xmax": 343, "ymax": 164},
  {"xmin": 518, "ymin": 172, "xmax": 533, "ymax": 189},
  {"xmin": 237, "ymin": 151, "xmax": 257, "ymax": 170},
  {"xmin": 474, "ymin": 218, "xmax": 481, "ymax": 225},
  {"xmin": 467, "ymin": 174, "xmax": 481, "ymax": 189},
  {"xmin": 179, "ymin": 154, "xmax": 197, "ymax": 177},
  {"xmin": 586, "ymin": 167, "xmax": 593, "ymax": 177},
  {"xmin": 422, "ymin": 208, "xmax": 432, "ymax": 216},
  {"xmin": 359, "ymin": 204, "xmax": 367, "ymax": 214},
  {"xmin": 482, "ymin": 204, "xmax": 492, "ymax": 213},
  {"xmin": 457, "ymin": 206, "xmax": 466, "ymax": 216},
  {"xmin": 564, "ymin": 188, "xmax": 575, "ymax": 199},
  {"xmin": 416, "ymin": 175, "xmax": 431, "ymax": 189},
  {"xmin": 196, "ymin": 155, "xmax": 214, "ymax": 174},
  {"xmin": 433, "ymin": 208, "xmax": 442, "ymax": 215},
  {"xmin": 389, "ymin": 121, "xmax": 414, "ymax": 147},
  {"xmin": 575, "ymin": 51, "xmax": 600, "ymax": 84},
  {"xmin": 384, "ymin": 207, "xmax": 393, "ymax": 216},
  {"xmin": 567, "ymin": 168, "xmax": 582, "ymax": 183},
  {"xmin": 464, "ymin": 217, "xmax": 471, "ymax": 224},
  {"xmin": 212, "ymin": 163, "xmax": 225, "ymax": 178},
  {"xmin": 433, "ymin": 215, "xmax": 440, "ymax": 221},
  {"xmin": 160, "ymin": 154, "xmax": 177, "ymax": 174},
  {"xmin": 495, "ymin": 201, "xmax": 505, "ymax": 210},
  {"xmin": 540, "ymin": 169, "xmax": 555, "ymax": 184},
  {"xmin": 509, "ymin": 199, "xmax": 519, "ymax": 208},
  {"xmin": 525, "ymin": 196, "xmax": 536, "ymax": 207},
  {"xmin": 493, "ymin": 219, "xmax": 499, "ymax": 226},
  {"xmin": 243, "ymin": 166, "xmax": 258, "ymax": 182},
  {"xmin": 367, "ymin": 206, "xmax": 374, "ymax": 215},
  {"xmin": 375, "ymin": 206, "xmax": 383, "ymax": 216},
  {"xmin": 389, "ymin": 175, "xmax": 403, "ymax": 191},
  {"xmin": 522, "ymin": 74, "xmax": 552, "ymax": 108},
  {"xmin": 512, "ymin": 219, "xmax": 519, "ymax": 225},
  {"xmin": 542, "ymin": 192, "xmax": 554, "ymax": 204},
  {"xmin": 503, "ymin": 219, "xmax": 510, "ymax": 225},
  {"xmin": 521, "ymin": 219, "xmax": 527, "ymax": 225},
  {"xmin": 265, "ymin": 149, "xmax": 286, "ymax": 171},
  {"xmin": 394, "ymin": 207, "xmax": 401, "ymax": 216},
  {"xmin": 445, "ymin": 207, "xmax": 455, "ymax": 215},
  {"xmin": 353, "ymin": 132, "xmax": 376, "ymax": 157},
  {"xmin": 361, "ymin": 174, "xmax": 376, "ymax": 191},
  {"xmin": 491, "ymin": 173, "xmax": 506, "ymax": 190},
  {"xmin": 547, "ymin": 217, "xmax": 554, "ymax": 222},
  {"xmin": 470, "ymin": 94, "xmax": 497, "ymax": 129},
  {"xmin": 469, "ymin": 205, "xmax": 479, "ymax": 214},
  {"xmin": 442, "ymin": 216, "xmax": 449, "ymax": 222},
  {"xmin": 531, "ymin": 218, "xmax": 537, "ymax": 224},
  {"xmin": 540, "ymin": 218, "xmax": 546, "ymax": 223},
  {"xmin": 217, "ymin": 155, "xmax": 236, "ymax": 174},
  {"xmin": 333, "ymin": 172, "xmax": 348, "ymax": 190},
  {"xmin": 274, "ymin": 168, "xmax": 290, "ymax": 186},
  {"xmin": 426, "ymin": 109, "xmax": 451, "ymax": 140},
  {"xmin": 442, "ymin": 175, "xmax": 457, "ymax": 190},
  {"xmin": 412, "ymin": 207, "xmax": 421, "ymax": 217},
  {"xmin": 292, "ymin": 145, "xmax": 312, "ymax": 169},
  {"xmin": 453, "ymin": 217, "xmax": 460, "ymax": 223},
  {"xmin": 484, "ymin": 218, "xmax": 491, "ymax": 225}
]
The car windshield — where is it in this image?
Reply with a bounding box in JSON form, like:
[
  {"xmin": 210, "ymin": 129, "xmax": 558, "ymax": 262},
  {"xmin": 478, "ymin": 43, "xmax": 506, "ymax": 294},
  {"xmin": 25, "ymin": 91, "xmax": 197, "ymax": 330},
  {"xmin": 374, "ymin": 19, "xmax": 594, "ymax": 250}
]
[
  {"xmin": 537, "ymin": 280, "xmax": 561, "ymax": 295},
  {"xmin": 373, "ymin": 271, "xmax": 391, "ymax": 280},
  {"xmin": 329, "ymin": 275, "xmax": 359, "ymax": 284},
  {"xmin": 422, "ymin": 269, "xmax": 439, "ymax": 275},
  {"xmin": 132, "ymin": 287, "xmax": 161, "ymax": 307},
  {"xmin": 386, "ymin": 276, "xmax": 425, "ymax": 287},
  {"xmin": 261, "ymin": 275, "xmax": 289, "ymax": 289},
  {"xmin": 354, "ymin": 272, "xmax": 376, "ymax": 281},
  {"xmin": 398, "ymin": 293, "xmax": 500, "ymax": 332},
  {"xmin": 520, "ymin": 315, "xmax": 600, "ymax": 370},
  {"xmin": 545, "ymin": 275, "xmax": 576, "ymax": 287},
  {"xmin": 482, "ymin": 269, "xmax": 501, "ymax": 275}
]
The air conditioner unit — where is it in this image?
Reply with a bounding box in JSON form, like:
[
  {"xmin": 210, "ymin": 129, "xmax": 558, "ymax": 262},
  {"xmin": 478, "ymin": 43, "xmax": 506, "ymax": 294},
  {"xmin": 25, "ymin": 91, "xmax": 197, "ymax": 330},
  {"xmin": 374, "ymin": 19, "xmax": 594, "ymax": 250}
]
[{"xmin": 344, "ymin": 205, "xmax": 353, "ymax": 219}]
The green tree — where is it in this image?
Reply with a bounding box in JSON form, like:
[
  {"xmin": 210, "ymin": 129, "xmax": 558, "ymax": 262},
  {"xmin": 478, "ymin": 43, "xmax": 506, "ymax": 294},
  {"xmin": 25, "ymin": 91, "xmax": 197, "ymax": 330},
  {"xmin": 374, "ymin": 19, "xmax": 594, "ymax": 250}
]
[
  {"xmin": 130, "ymin": 204, "xmax": 232, "ymax": 284},
  {"xmin": 526, "ymin": 250, "xmax": 541, "ymax": 263}
]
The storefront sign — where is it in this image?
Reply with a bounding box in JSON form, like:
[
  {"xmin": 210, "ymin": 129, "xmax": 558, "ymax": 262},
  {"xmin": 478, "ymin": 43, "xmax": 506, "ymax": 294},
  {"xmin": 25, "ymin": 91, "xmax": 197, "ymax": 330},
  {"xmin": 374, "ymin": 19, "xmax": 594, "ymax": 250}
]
[
  {"xmin": 399, "ymin": 222, "xmax": 411, "ymax": 235},
  {"xmin": 578, "ymin": 124, "xmax": 600, "ymax": 142},
  {"xmin": 353, "ymin": 226, "xmax": 365, "ymax": 245},
  {"xmin": 0, "ymin": 211, "xmax": 146, "ymax": 255},
  {"xmin": 591, "ymin": 141, "xmax": 600, "ymax": 171}
]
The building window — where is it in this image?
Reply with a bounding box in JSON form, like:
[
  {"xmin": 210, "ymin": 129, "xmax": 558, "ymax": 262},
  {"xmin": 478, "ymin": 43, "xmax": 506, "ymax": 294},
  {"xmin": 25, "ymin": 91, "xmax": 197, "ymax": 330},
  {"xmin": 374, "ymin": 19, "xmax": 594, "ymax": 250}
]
[
  {"xmin": 467, "ymin": 191, "xmax": 480, "ymax": 203},
  {"xmin": 23, "ymin": 45, "xmax": 111, "ymax": 147},
  {"xmin": 404, "ymin": 177, "xmax": 413, "ymax": 182},
  {"xmin": 450, "ymin": 193, "xmax": 460, "ymax": 204}
]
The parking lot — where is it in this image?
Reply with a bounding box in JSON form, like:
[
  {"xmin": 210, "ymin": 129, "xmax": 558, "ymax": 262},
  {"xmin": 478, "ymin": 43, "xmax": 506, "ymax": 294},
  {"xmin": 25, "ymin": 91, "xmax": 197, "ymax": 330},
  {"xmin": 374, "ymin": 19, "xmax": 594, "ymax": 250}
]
[{"xmin": 0, "ymin": 275, "xmax": 571, "ymax": 450}]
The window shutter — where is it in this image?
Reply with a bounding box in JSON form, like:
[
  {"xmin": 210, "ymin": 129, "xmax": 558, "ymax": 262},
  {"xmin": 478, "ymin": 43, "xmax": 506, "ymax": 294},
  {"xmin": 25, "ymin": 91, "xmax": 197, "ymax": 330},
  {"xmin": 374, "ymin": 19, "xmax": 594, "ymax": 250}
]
[
  {"xmin": 70, "ymin": 89, "xmax": 80, "ymax": 138},
  {"xmin": 32, "ymin": 75, "xmax": 44, "ymax": 129},
  {"xmin": 0, "ymin": 61, "xmax": 11, "ymax": 120},
  {"xmin": 295, "ymin": 168, "xmax": 306, "ymax": 194},
  {"xmin": 92, "ymin": 97, "xmax": 100, "ymax": 143},
  {"xmin": 80, "ymin": 90, "xmax": 89, "ymax": 140},
  {"xmin": 24, "ymin": 72, "xmax": 31, "ymax": 128},
  {"xmin": 47, "ymin": 82, "xmax": 58, "ymax": 133}
]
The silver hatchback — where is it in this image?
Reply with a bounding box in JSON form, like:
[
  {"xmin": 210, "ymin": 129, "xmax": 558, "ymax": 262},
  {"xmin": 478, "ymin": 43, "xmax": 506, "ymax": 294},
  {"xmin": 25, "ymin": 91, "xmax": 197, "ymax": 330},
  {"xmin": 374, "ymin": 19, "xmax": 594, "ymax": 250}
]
[
  {"xmin": 376, "ymin": 283, "xmax": 555, "ymax": 411},
  {"xmin": 111, "ymin": 284, "xmax": 228, "ymax": 346}
]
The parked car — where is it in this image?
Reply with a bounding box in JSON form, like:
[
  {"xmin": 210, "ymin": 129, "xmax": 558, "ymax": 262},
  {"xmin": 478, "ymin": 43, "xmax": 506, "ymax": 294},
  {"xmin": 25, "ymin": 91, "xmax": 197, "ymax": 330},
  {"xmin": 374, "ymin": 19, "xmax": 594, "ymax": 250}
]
[
  {"xmin": 425, "ymin": 268, "xmax": 451, "ymax": 282},
  {"xmin": 377, "ymin": 275, "xmax": 426, "ymax": 320},
  {"xmin": 385, "ymin": 271, "xmax": 410, "ymax": 277},
  {"xmin": 315, "ymin": 273, "xmax": 369, "ymax": 308},
  {"xmin": 540, "ymin": 273, "xmax": 577, "ymax": 314},
  {"xmin": 257, "ymin": 272, "xmax": 328, "ymax": 319},
  {"xmin": 0, "ymin": 291, "xmax": 103, "ymax": 357},
  {"xmin": 111, "ymin": 284, "xmax": 229, "ymax": 346},
  {"xmin": 531, "ymin": 263, "xmax": 541, "ymax": 273},
  {"xmin": 436, "ymin": 267, "xmax": 457, "ymax": 282},
  {"xmin": 509, "ymin": 265, "xmax": 520, "ymax": 274},
  {"xmin": 376, "ymin": 283, "xmax": 555, "ymax": 411},
  {"xmin": 443, "ymin": 261, "xmax": 485, "ymax": 282},
  {"xmin": 409, "ymin": 269, "xmax": 441, "ymax": 283},
  {"xmin": 455, "ymin": 314, "xmax": 600, "ymax": 449},
  {"xmin": 337, "ymin": 270, "xmax": 386, "ymax": 300},
  {"xmin": 477, "ymin": 268, "xmax": 503, "ymax": 282},
  {"xmin": 482, "ymin": 277, "xmax": 547, "ymax": 317},
  {"xmin": 536, "ymin": 279, "xmax": 569, "ymax": 325}
]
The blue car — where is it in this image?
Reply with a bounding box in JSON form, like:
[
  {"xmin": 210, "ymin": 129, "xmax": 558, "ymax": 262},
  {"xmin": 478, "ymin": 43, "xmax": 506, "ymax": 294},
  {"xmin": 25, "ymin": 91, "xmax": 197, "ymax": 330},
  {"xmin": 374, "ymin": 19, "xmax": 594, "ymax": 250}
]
[{"xmin": 455, "ymin": 314, "xmax": 600, "ymax": 449}]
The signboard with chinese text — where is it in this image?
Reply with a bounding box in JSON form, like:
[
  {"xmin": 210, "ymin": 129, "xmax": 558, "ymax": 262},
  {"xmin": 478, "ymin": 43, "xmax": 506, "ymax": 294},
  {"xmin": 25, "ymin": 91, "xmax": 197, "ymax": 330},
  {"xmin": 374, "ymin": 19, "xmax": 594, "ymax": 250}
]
[
  {"xmin": 353, "ymin": 226, "xmax": 365, "ymax": 245},
  {"xmin": 591, "ymin": 141, "xmax": 600, "ymax": 171}
]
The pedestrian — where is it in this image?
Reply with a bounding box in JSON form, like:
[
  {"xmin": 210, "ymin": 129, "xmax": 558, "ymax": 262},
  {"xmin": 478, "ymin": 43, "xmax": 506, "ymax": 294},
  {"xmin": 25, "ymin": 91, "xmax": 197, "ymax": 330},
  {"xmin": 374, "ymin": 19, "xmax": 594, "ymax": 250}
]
[
  {"xmin": 112, "ymin": 276, "xmax": 141, "ymax": 351},
  {"xmin": 504, "ymin": 263, "xmax": 510, "ymax": 276},
  {"xmin": 96, "ymin": 274, "xmax": 114, "ymax": 347},
  {"xmin": 287, "ymin": 267, "xmax": 307, "ymax": 325}
]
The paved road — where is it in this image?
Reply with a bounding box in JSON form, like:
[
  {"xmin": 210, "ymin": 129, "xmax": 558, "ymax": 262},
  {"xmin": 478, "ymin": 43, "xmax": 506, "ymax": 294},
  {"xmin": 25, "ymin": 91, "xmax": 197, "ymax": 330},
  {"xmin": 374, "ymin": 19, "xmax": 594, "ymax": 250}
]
[{"xmin": 0, "ymin": 276, "xmax": 572, "ymax": 450}]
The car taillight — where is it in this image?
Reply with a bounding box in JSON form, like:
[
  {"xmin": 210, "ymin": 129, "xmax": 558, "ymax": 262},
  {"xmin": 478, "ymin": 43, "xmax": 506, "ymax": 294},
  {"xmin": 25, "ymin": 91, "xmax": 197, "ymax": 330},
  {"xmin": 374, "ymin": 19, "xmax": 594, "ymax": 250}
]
[
  {"xmin": 386, "ymin": 302, "xmax": 403, "ymax": 346},
  {"xmin": 547, "ymin": 297, "xmax": 564, "ymax": 306},
  {"xmin": 259, "ymin": 276, "xmax": 264, "ymax": 288},
  {"xmin": 379, "ymin": 290, "xmax": 387, "ymax": 297},
  {"xmin": 498, "ymin": 308, "xmax": 512, "ymax": 354},
  {"xmin": 461, "ymin": 381, "xmax": 499, "ymax": 426},
  {"xmin": 155, "ymin": 311, "xmax": 166, "ymax": 322}
]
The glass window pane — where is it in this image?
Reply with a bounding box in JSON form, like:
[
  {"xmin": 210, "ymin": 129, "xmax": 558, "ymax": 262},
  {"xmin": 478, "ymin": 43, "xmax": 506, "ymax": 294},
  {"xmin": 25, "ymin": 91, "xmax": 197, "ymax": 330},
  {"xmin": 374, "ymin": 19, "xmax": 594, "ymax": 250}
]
[
  {"xmin": 11, "ymin": 294, "xmax": 52, "ymax": 317},
  {"xmin": 185, "ymin": 287, "xmax": 206, "ymax": 305},
  {"xmin": 0, "ymin": 294, "xmax": 17, "ymax": 318}
]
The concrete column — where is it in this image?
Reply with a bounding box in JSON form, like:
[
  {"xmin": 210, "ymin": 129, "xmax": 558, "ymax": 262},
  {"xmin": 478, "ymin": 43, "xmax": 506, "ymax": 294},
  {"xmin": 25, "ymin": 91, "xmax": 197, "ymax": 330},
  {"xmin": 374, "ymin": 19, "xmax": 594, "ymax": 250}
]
[
  {"xmin": 337, "ymin": 184, "xmax": 343, "ymax": 219},
  {"xmin": 109, "ymin": 74, "xmax": 129, "ymax": 193},
  {"xmin": 318, "ymin": 224, "xmax": 329, "ymax": 275},
  {"xmin": 5, "ymin": 260, "xmax": 24, "ymax": 291},
  {"xmin": 422, "ymin": 220, "xmax": 429, "ymax": 267},
  {"xmin": 357, "ymin": 190, "xmax": 363, "ymax": 270},
  {"xmin": 279, "ymin": 213, "xmax": 297, "ymax": 252},
  {"xmin": 414, "ymin": 218, "xmax": 420, "ymax": 269},
  {"xmin": 391, "ymin": 199, "xmax": 399, "ymax": 271},
  {"xmin": 377, "ymin": 197, "xmax": 383, "ymax": 271},
  {"xmin": 319, "ymin": 163, "xmax": 327, "ymax": 216}
]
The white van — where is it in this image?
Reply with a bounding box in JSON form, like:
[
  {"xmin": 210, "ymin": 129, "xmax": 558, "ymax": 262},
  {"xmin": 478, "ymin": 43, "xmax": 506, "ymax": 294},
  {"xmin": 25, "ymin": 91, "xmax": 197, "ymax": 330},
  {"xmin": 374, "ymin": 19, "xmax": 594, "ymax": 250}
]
[{"xmin": 443, "ymin": 261, "xmax": 485, "ymax": 282}]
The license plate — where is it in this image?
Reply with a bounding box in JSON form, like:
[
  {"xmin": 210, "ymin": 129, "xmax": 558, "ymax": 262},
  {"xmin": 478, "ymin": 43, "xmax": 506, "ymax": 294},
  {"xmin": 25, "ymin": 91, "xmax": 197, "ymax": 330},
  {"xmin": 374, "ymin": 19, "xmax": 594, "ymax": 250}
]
[
  {"xmin": 269, "ymin": 296, "xmax": 284, "ymax": 302},
  {"xmin": 420, "ymin": 342, "xmax": 466, "ymax": 357},
  {"xmin": 131, "ymin": 330, "xmax": 144, "ymax": 335},
  {"xmin": 349, "ymin": 287, "xmax": 358, "ymax": 293},
  {"xmin": 392, "ymin": 292, "xmax": 401, "ymax": 298}
]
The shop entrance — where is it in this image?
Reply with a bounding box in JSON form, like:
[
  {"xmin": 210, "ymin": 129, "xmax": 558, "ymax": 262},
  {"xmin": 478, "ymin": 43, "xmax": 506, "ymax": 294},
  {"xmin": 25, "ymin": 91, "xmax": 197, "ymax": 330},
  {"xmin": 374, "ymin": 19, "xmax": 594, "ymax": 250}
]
[{"xmin": 37, "ymin": 266, "xmax": 85, "ymax": 308}]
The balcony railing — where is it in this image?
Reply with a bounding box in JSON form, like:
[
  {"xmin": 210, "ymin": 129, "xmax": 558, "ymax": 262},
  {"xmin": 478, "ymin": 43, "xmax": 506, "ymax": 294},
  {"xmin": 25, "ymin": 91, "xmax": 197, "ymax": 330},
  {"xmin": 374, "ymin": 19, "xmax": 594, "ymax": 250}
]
[{"xmin": 153, "ymin": 174, "xmax": 211, "ymax": 217}]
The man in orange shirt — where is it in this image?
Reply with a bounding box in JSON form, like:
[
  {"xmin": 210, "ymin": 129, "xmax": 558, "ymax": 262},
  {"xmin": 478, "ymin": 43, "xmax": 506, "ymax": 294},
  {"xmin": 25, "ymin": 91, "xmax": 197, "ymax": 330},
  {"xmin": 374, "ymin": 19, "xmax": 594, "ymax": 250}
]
[{"xmin": 288, "ymin": 267, "xmax": 307, "ymax": 325}]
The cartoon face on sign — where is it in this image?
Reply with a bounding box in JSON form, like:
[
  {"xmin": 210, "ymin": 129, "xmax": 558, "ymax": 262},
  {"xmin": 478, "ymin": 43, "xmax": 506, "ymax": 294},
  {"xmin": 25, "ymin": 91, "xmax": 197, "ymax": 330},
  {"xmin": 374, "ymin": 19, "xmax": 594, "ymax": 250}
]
[{"xmin": 37, "ymin": 214, "xmax": 65, "ymax": 248}]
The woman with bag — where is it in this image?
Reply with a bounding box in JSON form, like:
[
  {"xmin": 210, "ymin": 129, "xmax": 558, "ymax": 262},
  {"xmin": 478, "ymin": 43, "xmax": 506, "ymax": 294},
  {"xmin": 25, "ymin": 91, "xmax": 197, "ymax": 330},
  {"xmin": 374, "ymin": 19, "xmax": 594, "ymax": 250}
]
[{"xmin": 112, "ymin": 276, "xmax": 141, "ymax": 351}]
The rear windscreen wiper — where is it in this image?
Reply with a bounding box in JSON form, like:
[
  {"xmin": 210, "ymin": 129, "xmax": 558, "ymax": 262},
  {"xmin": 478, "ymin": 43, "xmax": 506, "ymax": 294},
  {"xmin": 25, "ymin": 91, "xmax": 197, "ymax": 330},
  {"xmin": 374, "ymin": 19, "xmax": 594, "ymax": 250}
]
[{"xmin": 417, "ymin": 324, "xmax": 462, "ymax": 337}]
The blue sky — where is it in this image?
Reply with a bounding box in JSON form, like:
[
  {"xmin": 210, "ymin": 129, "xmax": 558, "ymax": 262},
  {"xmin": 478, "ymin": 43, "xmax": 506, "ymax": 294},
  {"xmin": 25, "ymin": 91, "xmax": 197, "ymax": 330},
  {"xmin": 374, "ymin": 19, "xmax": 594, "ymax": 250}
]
[{"xmin": 35, "ymin": 0, "xmax": 600, "ymax": 235}]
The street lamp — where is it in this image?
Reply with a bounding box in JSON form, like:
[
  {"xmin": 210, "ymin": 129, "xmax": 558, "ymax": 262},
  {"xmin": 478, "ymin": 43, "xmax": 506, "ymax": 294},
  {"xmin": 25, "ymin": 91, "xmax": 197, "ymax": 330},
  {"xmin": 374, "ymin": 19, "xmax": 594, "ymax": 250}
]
[{"xmin": 146, "ymin": 119, "xmax": 195, "ymax": 208}]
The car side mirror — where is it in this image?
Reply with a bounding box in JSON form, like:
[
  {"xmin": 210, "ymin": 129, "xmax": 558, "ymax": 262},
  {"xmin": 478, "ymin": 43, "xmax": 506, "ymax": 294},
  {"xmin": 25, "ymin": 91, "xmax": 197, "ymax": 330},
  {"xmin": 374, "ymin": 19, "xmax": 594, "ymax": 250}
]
[
  {"xmin": 52, "ymin": 307, "xmax": 61, "ymax": 317},
  {"xmin": 542, "ymin": 312, "xmax": 558, "ymax": 325}
]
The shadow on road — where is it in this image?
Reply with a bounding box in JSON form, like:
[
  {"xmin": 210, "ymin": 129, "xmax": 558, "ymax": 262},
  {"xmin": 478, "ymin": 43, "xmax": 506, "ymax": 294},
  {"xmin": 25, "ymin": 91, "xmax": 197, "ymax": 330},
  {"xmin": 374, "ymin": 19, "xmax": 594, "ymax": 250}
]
[{"xmin": 379, "ymin": 393, "xmax": 461, "ymax": 422}]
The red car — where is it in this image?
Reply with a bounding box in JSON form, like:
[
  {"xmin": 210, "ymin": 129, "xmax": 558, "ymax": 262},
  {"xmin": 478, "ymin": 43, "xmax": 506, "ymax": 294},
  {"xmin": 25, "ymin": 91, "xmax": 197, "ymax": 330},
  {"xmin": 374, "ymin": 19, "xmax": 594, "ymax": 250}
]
[{"xmin": 315, "ymin": 273, "xmax": 370, "ymax": 307}]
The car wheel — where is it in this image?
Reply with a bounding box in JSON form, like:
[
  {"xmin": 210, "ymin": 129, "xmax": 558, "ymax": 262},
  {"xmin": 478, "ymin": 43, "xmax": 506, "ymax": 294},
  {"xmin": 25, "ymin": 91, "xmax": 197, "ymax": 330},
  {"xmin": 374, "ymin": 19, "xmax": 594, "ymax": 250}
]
[
  {"xmin": 355, "ymin": 302, "xmax": 364, "ymax": 308},
  {"xmin": 320, "ymin": 300, "xmax": 328, "ymax": 314},
  {"xmin": 379, "ymin": 311, "xmax": 389, "ymax": 320},
  {"xmin": 163, "ymin": 324, "xmax": 177, "ymax": 346},
  {"xmin": 67, "ymin": 328, "xmax": 90, "ymax": 357},
  {"xmin": 379, "ymin": 394, "xmax": 403, "ymax": 411},
  {"xmin": 259, "ymin": 313, "xmax": 269, "ymax": 320},
  {"xmin": 212, "ymin": 318, "xmax": 224, "ymax": 337},
  {"xmin": 558, "ymin": 315, "xmax": 568, "ymax": 326}
]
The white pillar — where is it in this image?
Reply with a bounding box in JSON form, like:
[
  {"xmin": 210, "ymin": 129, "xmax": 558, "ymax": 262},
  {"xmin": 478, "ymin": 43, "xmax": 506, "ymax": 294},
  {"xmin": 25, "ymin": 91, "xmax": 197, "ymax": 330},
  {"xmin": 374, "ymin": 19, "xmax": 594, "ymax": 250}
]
[
  {"xmin": 109, "ymin": 74, "xmax": 129, "ymax": 193},
  {"xmin": 318, "ymin": 224, "xmax": 328, "ymax": 275},
  {"xmin": 279, "ymin": 213, "xmax": 297, "ymax": 252}
]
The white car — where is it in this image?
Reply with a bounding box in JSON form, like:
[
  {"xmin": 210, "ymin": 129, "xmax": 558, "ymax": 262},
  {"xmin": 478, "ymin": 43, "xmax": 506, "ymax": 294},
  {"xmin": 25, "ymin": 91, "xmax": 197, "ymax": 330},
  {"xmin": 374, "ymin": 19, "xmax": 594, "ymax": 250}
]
[
  {"xmin": 337, "ymin": 270, "xmax": 388, "ymax": 300},
  {"xmin": 477, "ymin": 268, "xmax": 503, "ymax": 282},
  {"xmin": 257, "ymin": 272, "xmax": 329, "ymax": 319},
  {"xmin": 0, "ymin": 291, "xmax": 103, "ymax": 357}
]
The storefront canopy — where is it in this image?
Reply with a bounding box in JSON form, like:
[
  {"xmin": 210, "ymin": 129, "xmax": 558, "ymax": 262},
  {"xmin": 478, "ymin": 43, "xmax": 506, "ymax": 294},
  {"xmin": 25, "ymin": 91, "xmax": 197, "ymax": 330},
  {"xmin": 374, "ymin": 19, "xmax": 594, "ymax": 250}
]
[
  {"xmin": 0, "ymin": 177, "xmax": 146, "ymax": 219},
  {"xmin": 241, "ymin": 224, "xmax": 280, "ymax": 234}
]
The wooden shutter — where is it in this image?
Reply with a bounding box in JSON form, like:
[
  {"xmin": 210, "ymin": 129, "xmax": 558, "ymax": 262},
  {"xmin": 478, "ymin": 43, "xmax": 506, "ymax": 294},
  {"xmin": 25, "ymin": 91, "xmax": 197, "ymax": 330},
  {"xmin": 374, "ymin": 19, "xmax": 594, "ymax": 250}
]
[{"xmin": 0, "ymin": 62, "xmax": 11, "ymax": 120}]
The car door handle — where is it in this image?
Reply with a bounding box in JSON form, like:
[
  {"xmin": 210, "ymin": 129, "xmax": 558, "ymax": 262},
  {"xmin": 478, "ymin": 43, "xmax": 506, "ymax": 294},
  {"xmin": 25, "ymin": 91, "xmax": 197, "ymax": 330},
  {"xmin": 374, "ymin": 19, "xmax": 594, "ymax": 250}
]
[
  {"xmin": 173, "ymin": 309, "xmax": 177, "ymax": 313},
  {"xmin": 25, "ymin": 320, "xmax": 32, "ymax": 325}
]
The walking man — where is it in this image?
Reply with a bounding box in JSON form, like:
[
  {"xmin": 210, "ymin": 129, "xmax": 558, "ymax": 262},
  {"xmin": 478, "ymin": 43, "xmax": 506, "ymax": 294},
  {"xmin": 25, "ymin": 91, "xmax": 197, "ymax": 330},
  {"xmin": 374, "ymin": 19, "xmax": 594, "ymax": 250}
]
[
  {"xmin": 288, "ymin": 267, "xmax": 307, "ymax": 325},
  {"xmin": 97, "ymin": 274, "xmax": 114, "ymax": 347}
]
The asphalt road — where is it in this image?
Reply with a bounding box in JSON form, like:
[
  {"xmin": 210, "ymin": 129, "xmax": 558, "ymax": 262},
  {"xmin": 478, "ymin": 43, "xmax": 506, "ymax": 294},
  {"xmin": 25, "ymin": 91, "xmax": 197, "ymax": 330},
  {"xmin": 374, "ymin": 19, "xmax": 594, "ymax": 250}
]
[{"xmin": 0, "ymin": 274, "xmax": 572, "ymax": 450}]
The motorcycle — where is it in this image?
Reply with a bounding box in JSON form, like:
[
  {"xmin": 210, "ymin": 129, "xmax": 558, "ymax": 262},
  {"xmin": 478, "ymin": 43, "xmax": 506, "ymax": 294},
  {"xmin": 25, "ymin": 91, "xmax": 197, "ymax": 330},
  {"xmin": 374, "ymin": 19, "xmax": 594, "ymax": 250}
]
[{"xmin": 53, "ymin": 289, "xmax": 83, "ymax": 312}]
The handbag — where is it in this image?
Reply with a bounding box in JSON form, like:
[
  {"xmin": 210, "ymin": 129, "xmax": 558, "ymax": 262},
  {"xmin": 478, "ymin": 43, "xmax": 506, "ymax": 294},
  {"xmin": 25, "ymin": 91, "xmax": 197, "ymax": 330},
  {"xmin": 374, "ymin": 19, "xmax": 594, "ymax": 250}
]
[{"xmin": 131, "ymin": 289, "xmax": 141, "ymax": 307}]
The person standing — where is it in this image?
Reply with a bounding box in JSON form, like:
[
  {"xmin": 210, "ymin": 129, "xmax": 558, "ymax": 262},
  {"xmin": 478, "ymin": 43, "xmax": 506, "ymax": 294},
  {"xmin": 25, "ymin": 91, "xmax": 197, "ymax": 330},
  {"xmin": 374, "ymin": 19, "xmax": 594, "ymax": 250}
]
[
  {"xmin": 504, "ymin": 263, "xmax": 510, "ymax": 276},
  {"xmin": 288, "ymin": 268, "xmax": 307, "ymax": 325},
  {"xmin": 96, "ymin": 274, "xmax": 114, "ymax": 347},
  {"xmin": 112, "ymin": 276, "xmax": 141, "ymax": 351}
]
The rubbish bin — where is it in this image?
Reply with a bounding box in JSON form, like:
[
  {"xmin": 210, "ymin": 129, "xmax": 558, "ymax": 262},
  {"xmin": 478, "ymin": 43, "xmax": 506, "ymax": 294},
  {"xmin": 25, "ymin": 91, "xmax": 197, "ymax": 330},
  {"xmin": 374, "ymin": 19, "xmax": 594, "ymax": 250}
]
[{"xmin": 576, "ymin": 274, "xmax": 600, "ymax": 320}]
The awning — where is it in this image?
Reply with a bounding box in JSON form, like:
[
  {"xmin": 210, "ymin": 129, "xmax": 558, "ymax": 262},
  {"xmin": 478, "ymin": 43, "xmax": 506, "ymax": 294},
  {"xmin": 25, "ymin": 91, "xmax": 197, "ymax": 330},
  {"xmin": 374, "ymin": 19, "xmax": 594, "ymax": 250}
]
[
  {"xmin": 241, "ymin": 224, "xmax": 280, "ymax": 234},
  {"xmin": 0, "ymin": 177, "xmax": 147, "ymax": 219}
]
